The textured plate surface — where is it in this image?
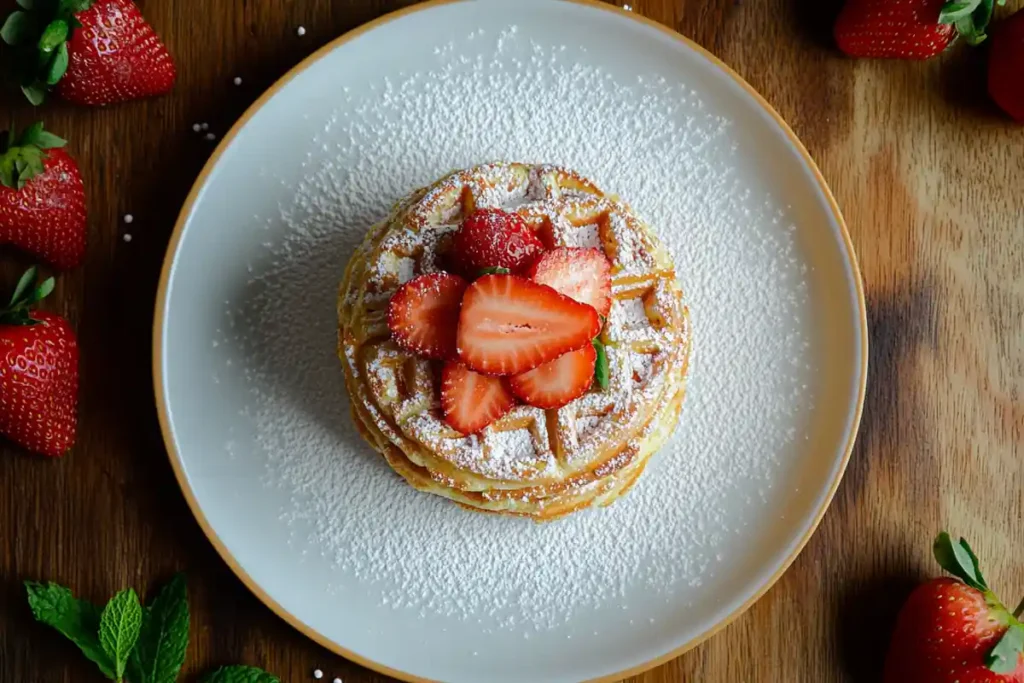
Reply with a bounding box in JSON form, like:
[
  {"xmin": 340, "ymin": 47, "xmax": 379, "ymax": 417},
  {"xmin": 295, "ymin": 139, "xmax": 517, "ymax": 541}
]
[{"xmin": 155, "ymin": 1, "xmax": 867, "ymax": 681}]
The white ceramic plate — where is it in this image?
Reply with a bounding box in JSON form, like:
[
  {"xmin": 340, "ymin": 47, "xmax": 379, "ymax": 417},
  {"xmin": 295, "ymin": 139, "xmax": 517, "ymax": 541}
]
[{"xmin": 154, "ymin": 1, "xmax": 867, "ymax": 681}]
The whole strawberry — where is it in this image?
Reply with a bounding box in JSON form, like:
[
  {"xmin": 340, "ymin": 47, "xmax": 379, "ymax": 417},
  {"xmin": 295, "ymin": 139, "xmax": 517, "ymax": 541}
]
[
  {"xmin": 0, "ymin": 123, "xmax": 87, "ymax": 270},
  {"xmin": 989, "ymin": 10, "xmax": 1024, "ymax": 121},
  {"xmin": 1, "ymin": 0, "xmax": 176, "ymax": 106},
  {"xmin": 835, "ymin": 0, "xmax": 1003, "ymax": 59},
  {"xmin": 883, "ymin": 532, "xmax": 1024, "ymax": 682},
  {"xmin": 0, "ymin": 268, "xmax": 78, "ymax": 458}
]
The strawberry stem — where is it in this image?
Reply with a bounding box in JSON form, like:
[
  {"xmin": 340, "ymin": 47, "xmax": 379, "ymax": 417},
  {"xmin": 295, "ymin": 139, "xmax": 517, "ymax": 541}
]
[{"xmin": 1014, "ymin": 596, "xmax": 1024, "ymax": 619}]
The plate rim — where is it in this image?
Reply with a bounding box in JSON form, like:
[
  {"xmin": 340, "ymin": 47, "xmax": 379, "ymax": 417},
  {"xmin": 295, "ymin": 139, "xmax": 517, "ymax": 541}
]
[{"xmin": 151, "ymin": 1, "xmax": 869, "ymax": 681}]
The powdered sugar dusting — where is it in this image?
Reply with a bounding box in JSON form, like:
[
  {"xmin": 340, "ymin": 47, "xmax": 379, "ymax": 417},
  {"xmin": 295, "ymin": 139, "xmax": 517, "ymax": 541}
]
[{"xmin": 219, "ymin": 25, "xmax": 818, "ymax": 634}]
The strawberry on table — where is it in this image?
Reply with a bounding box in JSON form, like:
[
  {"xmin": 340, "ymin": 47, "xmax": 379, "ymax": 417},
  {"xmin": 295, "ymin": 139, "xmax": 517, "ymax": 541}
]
[
  {"xmin": 451, "ymin": 208, "xmax": 545, "ymax": 275},
  {"xmin": 0, "ymin": 267, "xmax": 78, "ymax": 458},
  {"xmin": 441, "ymin": 362, "xmax": 516, "ymax": 434},
  {"xmin": 834, "ymin": 0, "xmax": 1002, "ymax": 59},
  {"xmin": 883, "ymin": 532, "xmax": 1024, "ymax": 682},
  {"xmin": 457, "ymin": 274, "xmax": 600, "ymax": 376},
  {"xmin": 0, "ymin": 123, "xmax": 87, "ymax": 270},
  {"xmin": 2, "ymin": 0, "xmax": 176, "ymax": 106},
  {"xmin": 508, "ymin": 344, "xmax": 596, "ymax": 410},
  {"xmin": 989, "ymin": 9, "xmax": 1024, "ymax": 121},
  {"xmin": 528, "ymin": 247, "xmax": 612, "ymax": 319},
  {"xmin": 387, "ymin": 273, "xmax": 468, "ymax": 360}
]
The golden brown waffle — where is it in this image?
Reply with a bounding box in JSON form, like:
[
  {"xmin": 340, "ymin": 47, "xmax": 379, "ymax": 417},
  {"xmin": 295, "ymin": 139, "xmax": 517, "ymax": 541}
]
[{"xmin": 337, "ymin": 163, "xmax": 691, "ymax": 521}]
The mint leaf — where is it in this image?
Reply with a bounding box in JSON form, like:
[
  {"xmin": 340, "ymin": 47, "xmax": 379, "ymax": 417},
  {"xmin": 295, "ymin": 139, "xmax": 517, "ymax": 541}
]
[
  {"xmin": 25, "ymin": 581, "xmax": 116, "ymax": 679},
  {"xmin": 99, "ymin": 589, "xmax": 143, "ymax": 682},
  {"xmin": 202, "ymin": 665, "xmax": 281, "ymax": 683},
  {"xmin": 128, "ymin": 574, "xmax": 190, "ymax": 683},
  {"xmin": 986, "ymin": 623, "xmax": 1024, "ymax": 674},
  {"xmin": 592, "ymin": 338, "xmax": 609, "ymax": 391}
]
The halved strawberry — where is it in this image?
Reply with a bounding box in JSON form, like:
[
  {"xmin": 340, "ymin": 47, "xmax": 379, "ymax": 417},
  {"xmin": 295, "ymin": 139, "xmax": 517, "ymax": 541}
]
[
  {"xmin": 441, "ymin": 362, "xmax": 516, "ymax": 434},
  {"xmin": 452, "ymin": 208, "xmax": 544, "ymax": 274},
  {"xmin": 528, "ymin": 247, "xmax": 612, "ymax": 319},
  {"xmin": 508, "ymin": 345, "xmax": 596, "ymax": 409},
  {"xmin": 457, "ymin": 274, "xmax": 600, "ymax": 375},
  {"xmin": 387, "ymin": 273, "xmax": 468, "ymax": 360}
]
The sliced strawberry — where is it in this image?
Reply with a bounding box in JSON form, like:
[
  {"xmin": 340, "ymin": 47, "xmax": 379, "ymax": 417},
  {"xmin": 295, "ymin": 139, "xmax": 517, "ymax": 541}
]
[
  {"xmin": 509, "ymin": 345, "xmax": 596, "ymax": 409},
  {"xmin": 457, "ymin": 274, "xmax": 600, "ymax": 375},
  {"xmin": 452, "ymin": 208, "xmax": 544, "ymax": 274},
  {"xmin": 528, "ymin": 247, "xmax": 612, "ymax": 319},
  {"xmin": 387, "ymin": 273, "xmax": 468, "ymax": 360},
  {"xmin": 441, "ymin": 362, "xmax": 516, "ymax": 434}
]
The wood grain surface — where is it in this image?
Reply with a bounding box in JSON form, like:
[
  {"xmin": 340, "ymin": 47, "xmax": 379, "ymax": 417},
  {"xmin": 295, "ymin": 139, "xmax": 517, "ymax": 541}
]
[{"xmin": 2, "ymin": 0, "xmax": 1023, "ymax": 681}]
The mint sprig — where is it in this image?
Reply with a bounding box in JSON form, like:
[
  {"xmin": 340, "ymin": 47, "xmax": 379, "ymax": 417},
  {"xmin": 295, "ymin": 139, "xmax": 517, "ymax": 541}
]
[
  {"xmin": 592, "ymin": 338, "xmax": 609, "ymax": 391},
  {"xmin": 26, "ymin": 575, "xmax": 278, "ymax": 683}
]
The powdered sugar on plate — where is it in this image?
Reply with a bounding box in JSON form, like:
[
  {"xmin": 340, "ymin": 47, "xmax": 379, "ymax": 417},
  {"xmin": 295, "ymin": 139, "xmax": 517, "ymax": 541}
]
[{"xmin": 219, "ymin": 25, "xmax": 817, "ymax": 633}]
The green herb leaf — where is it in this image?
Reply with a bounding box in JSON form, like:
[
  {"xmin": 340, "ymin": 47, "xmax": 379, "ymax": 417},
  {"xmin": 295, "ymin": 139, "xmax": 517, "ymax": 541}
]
[
  {"xmin": 61, "ymin": 0, "xmax": 96, "ymax": 13},
  {"xmin": 202, "ymin": 665, "xmax": 282, "ymax": 683},
  {"xmin": 127, "ymin": 574, "xmax": 190, "ymax": 683},
  {"xmin": 18, "ymin": 122, "xmax": 44, "ymax": 146},
  {"xmin": 10, "ymin": 266, "xmax": 38, "ymax": 306},
  {"xmin": 939, "ymin": 0, "xmax": 980, "ymax": 23},
  {"xmin": 1, "ymin": 11, "xmax": 36, "ymax": 46},
  {"xmin": 933, "ymin": 532, "xmax": 988, "ymax": 592},
  {"xmin": 45, "ymin": 41, "xmax": 69, "ymax": 84},
  {"xmin": 986, "ymin": 623, "xmax": 1024, "ymax": 674},
  {"xmin": 22, "ymin": 82, "xmax": 47, "ymax": 106},
  {"xmin": 99, "ymin": 589, "xmax": 143, "ymax": 682},
  {"xmin": 25, "ymin": 581, "xmax": 116, "ymax": 679},
  {"xmin": 478, "ymin": 266, "xmax": 511, "ymax": 276},
  {"xmin": 37, "ymin": 18, "xmax": 68, "ymax": 53},
  {"xmin": 592, "ymin": 338, "xmax": 609, "ymax": 391}
]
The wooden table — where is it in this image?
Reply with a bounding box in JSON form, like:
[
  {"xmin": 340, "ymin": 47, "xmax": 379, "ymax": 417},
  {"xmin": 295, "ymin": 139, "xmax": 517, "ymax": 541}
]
[{"xmin": 2, "ymin": 0, "xmax": 1022, "ymax": 681}]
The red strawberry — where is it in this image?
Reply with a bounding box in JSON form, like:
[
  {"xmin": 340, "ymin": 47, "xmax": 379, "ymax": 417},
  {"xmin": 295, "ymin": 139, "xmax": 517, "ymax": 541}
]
[
  {"xmin": 441, "ymin": 362, "xmax": 516, "ymax": 434},
  {"xmin": 528, "ymin": 247, "xmax": 612, "ymax": 319},
  {"xmin": 0, "ymin": 268, "xmax": 79, "ymax": 458},
  {"xmin": 508, "ymin": 344, "xmax": 596, "ymax": 409},
  {"xmin": 0, "ymin": 124, "xmax": 87, "ymax": 270},
  {"xmin": 457, "ymin": 274, "xmax": 600, "ymax": 375},
  {"xmin": 834, "ymin": 0, "xmax": 999, "ymax": 59},
  {"xmin": 451, "ymin": 208, "xmax": 545, "ymax": 275},
  {"xmin": 387, "ymin": 273, "xmax": 468, "ymax": 360},
  {"xmin": 989, "ymin": 10, "xmax": 1024, "ymax": 122},
  {"xmin": 3, "ymin": 0, "xmax": 175, "ymax": 106},
  {"xmin": 883, "ymin": 532, "xmax": 1024, "ymax": 683}
]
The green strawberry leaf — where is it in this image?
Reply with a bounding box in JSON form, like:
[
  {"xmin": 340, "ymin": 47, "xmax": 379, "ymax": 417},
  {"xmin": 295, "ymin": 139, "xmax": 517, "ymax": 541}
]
[
  {"xmin": 478, "ymin": 266, "xmax": 511, "ymax": 276},
  {"xmin": 18, "ymin": 122, "xmax": 44, "ymax": 146},
  {"xmin": 99, "ymin": 589, "xmax": 143, "ymax": 682},
  {"xmin": 25, "ymin": 581, "xmax": 116, "ymax": 679},
  {"xmin": 933, "ymin": 532, "xmax": 988, "ymax": 592},
  {"xmin": 202, "ymin": 666, "xmax": 281, "ymax": 683},
  {"xmin": 10, "ymin": 266, "xmax": 39, "ymax": 306},
  {"xmin": 127, "ymin": 574, "xmax": 190, "ymax": 683},
  {"xmin": 592, "ymin": 338, "xmax": 609, "ymax": 391},
  {"xmin": 939, "ymin": 0, "xmax": 980, "ymax": 22},
  {"xmin": 60, "ymin": 0, "xmax": 95, "ymax": 13},
  {"xmin": 37, "ymin": 18, "xmax": 67, "ymax": 53},
  {"xmin": 1, "ymin": 10, "xmax": 37, "ymax": 46},
  {"xmin": 986, "ymin": 623, "xmax": 1024, "ymax": 674},
  {"xmin": 45, "ymin": 41, "xmax": 68, "ymax": 84},
  {"xmin": 22, "ymin": 82, "xmax": 47, "ymax": 106},
  {"xmin": 17, "ymin": 0, "xmax": 36, "ymax": 10}
]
